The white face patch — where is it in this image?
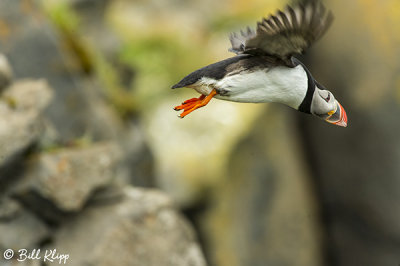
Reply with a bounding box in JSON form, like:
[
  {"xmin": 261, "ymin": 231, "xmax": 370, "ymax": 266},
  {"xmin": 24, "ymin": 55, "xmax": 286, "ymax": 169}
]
[
  {"xmin": 318, "ymin": 90, "xmax": 331, "ymax": 102},
  {"xmin": 311, "ymin": 88, "xmax": 336, "ymax": 115}
]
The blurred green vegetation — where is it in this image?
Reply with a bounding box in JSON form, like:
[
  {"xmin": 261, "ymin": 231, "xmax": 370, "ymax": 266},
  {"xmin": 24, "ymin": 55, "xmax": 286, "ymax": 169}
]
[
  {"xmin": 43, "ymin": 1, "xmax": 80, "ymax": 31},
  {"xmin": 42, "ymin": 0, "xmax": 138, "ymax": 117},
  {"xmin": 41, "ymin": 0, "xmax": 285, "ymax": 119},
  {"xmin": 43, "ymin": 1, "xmax": 93, "ymax": 74},
  {"xmin": 118, "ymin": 36, "xmax": 206, "ymax": 105}
]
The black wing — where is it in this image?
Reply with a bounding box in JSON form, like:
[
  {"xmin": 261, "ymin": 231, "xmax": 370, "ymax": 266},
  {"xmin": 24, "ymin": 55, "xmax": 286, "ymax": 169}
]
[
  {"xmin": 229, "ymin": 2, "xmax": 333, "ymax": 65},
  {"xmin": 172, "ymin": 55, "xmax": 251, "ymax": 89},
  {"xmin": 171, "ymin": 54, "xmax": 282, "ymax": 89}
]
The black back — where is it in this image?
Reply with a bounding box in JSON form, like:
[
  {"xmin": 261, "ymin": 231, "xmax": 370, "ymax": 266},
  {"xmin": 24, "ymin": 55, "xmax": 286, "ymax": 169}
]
[{"xmin": 171, "ymin": 54, "xmax": 283, "ymax": 89}]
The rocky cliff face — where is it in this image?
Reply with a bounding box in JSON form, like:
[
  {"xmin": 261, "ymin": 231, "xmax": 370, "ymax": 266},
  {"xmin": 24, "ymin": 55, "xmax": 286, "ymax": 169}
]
[
  {"xmin": 204, "ymin": 107, "xmax": 322, "ymax": 266},
  {"xmin": 0, "ymin": 1, "xmax": 206, "ymax": 264},
  {"xmin": 0, "ymin": 57, "xmax": 205, "ymax": 266}
]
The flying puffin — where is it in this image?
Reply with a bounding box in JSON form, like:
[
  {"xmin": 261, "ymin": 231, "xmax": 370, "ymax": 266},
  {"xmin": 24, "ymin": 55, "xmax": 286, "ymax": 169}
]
[{"xmin": 172, "ymin": 2, "xmax": 347, "ymax": 127}]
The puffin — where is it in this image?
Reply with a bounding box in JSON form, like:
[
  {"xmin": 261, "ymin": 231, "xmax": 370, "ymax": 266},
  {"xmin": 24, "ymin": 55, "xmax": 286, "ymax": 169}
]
[{"xmin": 172, "ymin": 2, "xmax": 347, "ymax": 127}]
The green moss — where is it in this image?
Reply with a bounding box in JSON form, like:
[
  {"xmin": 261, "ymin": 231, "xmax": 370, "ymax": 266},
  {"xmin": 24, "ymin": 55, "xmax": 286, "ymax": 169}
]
[
  {"xmin": 40, "ymin": 134, "xmax": 94, "ymax": 154},
  {"xmin": 42, "ymin": 1, "xmax": 137, "ymax": 117},
  {"xmin": 41, "ymin": 2, "xmax": 232, "ymax": 118},
  {"xmin": 42, "ymin": 1, "xmax": 93, "ymax": 74},
  {"xmin": 42, "ymin": 1, "xmax": 80, "ymax": 32},
  {"xmin": 117, "ymin": 34, "xmax": 212, "ymax": 108},
  {"xmin": 93, "ymin": 54, "xmax": 138, "ymax": 117},
  {"xmin": 2, "ymin": 96, "xmax": 17, "ymax": 109},
  {"xmin": 119, "ymin": 38, "xmax": 181, "ymax": 87}
]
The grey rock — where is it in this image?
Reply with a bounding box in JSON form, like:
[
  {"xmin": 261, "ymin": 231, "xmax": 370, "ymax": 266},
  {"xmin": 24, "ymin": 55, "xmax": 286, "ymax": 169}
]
[
  {"xmin": 0, "ymin": 0, "xmax": 123, "ymax": 142},
  {"xmin": 2, "ymin": 79, "xmax": 53, "ymax": 112},
  {"xmin": 116, "ymin": 123, "xmax": 155, "ymax": 187},
  {"xmin": 0, "ymin": 79, "xmax": 52, "ymax": 170},
  {"xmin": 0, "ymin": 197, "xmax": 49, "ymax": 251},
  {"xmin": 0, "ymin": 259, "xmax": 41, "ymax": 266},
  {"xmin": 49, "ymin": 187, "xmax": 207, "ymax": 266},
  {"xmin": 0, "ymin": 54, "xmax": 13, "ymax": 92},
  {"xmin": 0, "ymin": 197, "xmax": 20, "ymax": 220},
  {"xmin": 14, "ymin": 142, "xmax": 123, "ymax": 213}
]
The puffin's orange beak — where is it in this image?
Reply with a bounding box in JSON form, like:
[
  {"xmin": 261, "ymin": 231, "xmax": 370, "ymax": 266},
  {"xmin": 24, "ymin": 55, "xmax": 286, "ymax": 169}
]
[{"xmin": 326, "ymin": 101, "xmax": 347, "ymax": 127}]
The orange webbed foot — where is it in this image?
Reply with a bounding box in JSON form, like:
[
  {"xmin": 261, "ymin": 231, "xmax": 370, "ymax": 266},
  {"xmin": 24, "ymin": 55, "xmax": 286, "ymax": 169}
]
[
  {"xmin": 173, "ymin": 95, "xmax": 206, "ymax": 111},
  {"xmin": 174, "ymin": 89, "xmax": 217, "ymax": 118}
]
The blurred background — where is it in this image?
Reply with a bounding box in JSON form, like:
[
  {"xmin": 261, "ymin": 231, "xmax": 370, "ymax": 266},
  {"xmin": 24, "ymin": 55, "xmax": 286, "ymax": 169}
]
[{"xmin": 0, "ymin": 0, "xmax": 400, "ymax": 265}]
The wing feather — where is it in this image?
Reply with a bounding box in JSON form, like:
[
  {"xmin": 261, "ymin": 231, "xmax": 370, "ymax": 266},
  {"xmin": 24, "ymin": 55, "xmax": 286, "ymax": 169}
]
[
  {"xmin": 279, "ymin": 10, "xmax": 292, "ymax": 29},
  {"xmin": 287, "ymin": 6, "xmax": 298, "ymax": 28},
  {"xmin": 229, "ymin": 2, "xmax": 334, "ymax": 64}
]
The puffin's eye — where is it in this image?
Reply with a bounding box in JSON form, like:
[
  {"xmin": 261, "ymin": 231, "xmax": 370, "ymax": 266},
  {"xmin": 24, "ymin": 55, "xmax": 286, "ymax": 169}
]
[
  {"xmin": 318, "ymin": 91, "xmax": 331, "ymax": 103},
  {"xmin": 324, "ymin": 93, "xmax": 331, "ymax": 103}
]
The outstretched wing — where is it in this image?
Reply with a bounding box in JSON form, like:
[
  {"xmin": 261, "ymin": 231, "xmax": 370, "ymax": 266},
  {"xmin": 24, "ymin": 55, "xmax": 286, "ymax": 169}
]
[{"xmin": 229, "ymin": 2, "xmax": 333, "ymax": 64}]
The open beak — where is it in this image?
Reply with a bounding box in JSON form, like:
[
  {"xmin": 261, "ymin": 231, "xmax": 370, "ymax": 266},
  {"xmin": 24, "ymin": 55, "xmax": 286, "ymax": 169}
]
[{"xmin": 326, "ymin": 101, "xmax": 347, "ymax": 127}]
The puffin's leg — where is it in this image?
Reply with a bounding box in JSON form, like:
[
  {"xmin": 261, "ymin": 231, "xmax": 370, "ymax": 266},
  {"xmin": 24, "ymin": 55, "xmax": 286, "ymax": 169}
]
[{"xmin": 174, "ymin": 89, "xmax": 218, "ymax": 118}]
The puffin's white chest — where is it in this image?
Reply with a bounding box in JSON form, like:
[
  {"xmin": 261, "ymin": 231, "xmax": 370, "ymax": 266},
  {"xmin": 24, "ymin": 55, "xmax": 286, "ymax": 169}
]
[{"xmin": 195, "ymin": 64, "xmax": 308, "ymax": 109}]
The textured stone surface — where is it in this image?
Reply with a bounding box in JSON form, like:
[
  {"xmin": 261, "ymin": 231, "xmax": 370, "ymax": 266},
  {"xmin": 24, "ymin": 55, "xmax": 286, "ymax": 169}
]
[
  {"xmin": 50, "ymin": 187, "xmax": 207, "ymax": 266},
  {"xmin": 204, "ymin": 107, "xmax": 322, "ymax": 266},
  {"xmin": 1, "ymin": 260, "xmax": 41, "ymax": 266},
  {"xmin": 0, "ymin": 54, "xmax": 13, "ymax": 92},
  {"xmin": 15, "ymin": 142, "xmax": 122, "ymax": 212},
  {"xmin": 0, "ymin": 2, "xmax": 203, "ymax": 266},
  {"xmin": 116, "ymin": 124, "xmax": 155, "ymax": 187},
  {"xmin": 0, "ymin": 79, "xmax": 52, "ymax": 169},
  {"xmin": 0, "ymin": 197, "xmax": 49, "ymax": 251},
  {"xmin": 0, "ymin": 0, "xmax": 123, "ymax": 142},
  {"xmin": 3, "ymin": 79, "xmax": 53, "ymax": 112}
]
